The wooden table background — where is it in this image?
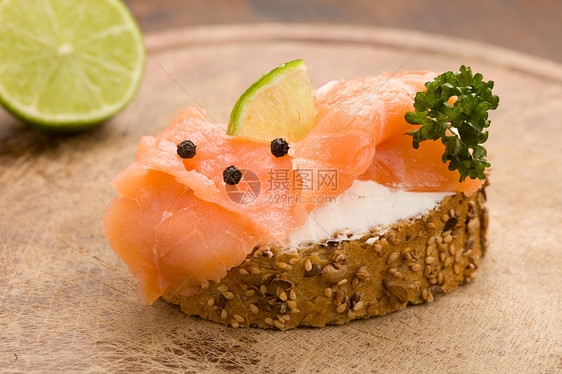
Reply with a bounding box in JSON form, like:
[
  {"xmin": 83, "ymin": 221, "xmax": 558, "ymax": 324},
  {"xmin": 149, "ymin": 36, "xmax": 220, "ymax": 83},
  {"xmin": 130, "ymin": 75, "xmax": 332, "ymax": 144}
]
[{"xmin": 124, "ymin": 0, "xmax": 562, "ymax": 63}]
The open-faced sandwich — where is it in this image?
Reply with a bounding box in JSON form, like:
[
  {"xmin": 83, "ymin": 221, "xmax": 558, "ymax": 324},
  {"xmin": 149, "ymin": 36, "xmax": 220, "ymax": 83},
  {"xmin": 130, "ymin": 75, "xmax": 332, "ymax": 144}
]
[{"xmin": 103, "ymin": 60, "xmax": 498, "ymax": 329}]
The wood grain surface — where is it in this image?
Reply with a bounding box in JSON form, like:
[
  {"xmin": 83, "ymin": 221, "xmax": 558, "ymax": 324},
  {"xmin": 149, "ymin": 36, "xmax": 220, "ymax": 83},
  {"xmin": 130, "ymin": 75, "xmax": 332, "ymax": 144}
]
[
  {"xmin": 1, "ymin": 25, "xmax": 561, "ymax": 373},
  {"xmin": 124, "ymin": 0, "xmax": 562, "ymax": 63}
]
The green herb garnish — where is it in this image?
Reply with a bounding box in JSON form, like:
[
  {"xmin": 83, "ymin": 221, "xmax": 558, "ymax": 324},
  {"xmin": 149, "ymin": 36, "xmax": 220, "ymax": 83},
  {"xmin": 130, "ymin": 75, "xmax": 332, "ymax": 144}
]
[{"xmin": 405, "ymin": 65, "xmax": 499, "ymax": 182}]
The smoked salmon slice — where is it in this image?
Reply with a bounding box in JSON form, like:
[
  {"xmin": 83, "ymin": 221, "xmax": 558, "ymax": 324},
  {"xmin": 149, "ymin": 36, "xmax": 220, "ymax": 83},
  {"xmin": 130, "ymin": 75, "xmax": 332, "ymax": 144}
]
[
  {"xmin": 104, "ymin": 107, "xmax": 305, "ymax": 303},
  {"xmin": 104, "ymin": 169, "xmax": 260, "ymax": 304},
  {"xmin": 358, "ymin": 134, "xmax": 482, "ymax": 195},
  {"xmin": 289, "ymin": 71, "xmax": 482, "ymax": 210}
]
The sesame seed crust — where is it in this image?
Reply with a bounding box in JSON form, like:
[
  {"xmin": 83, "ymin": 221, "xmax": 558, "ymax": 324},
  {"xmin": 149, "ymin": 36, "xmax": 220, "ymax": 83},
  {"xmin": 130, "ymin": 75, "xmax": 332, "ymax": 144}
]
[{"xmin": 163, "ymin": 185, "xmax": 488, "ymax": 330}]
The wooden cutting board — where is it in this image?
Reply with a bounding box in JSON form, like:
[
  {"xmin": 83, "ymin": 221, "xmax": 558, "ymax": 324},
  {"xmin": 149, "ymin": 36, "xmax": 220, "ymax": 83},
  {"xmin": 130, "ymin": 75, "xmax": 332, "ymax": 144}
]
[{"xmin": 1, "ymin": 24, "xmax": 561, "ymax": 373}]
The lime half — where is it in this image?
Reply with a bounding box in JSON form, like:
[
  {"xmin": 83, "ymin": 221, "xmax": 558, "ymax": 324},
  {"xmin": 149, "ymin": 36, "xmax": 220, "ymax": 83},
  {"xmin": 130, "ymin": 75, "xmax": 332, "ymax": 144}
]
[
  {"xmin": 0, "ymin": 0, "xmax": 145, "ymax": 132},
  {"xmin": 227, "ymin": 59, "xmax": 316, "ymax": 143}
]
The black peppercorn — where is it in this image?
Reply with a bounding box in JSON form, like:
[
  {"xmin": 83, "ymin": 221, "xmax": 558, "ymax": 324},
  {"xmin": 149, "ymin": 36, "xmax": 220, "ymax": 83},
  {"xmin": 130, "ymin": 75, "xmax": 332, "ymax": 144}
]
[
  {"xmin": 177, "ymin": 140, "xmax": 197, "ymax": 158},
  {"xmin": 270, "ymin": 138, "xmax": 289, "ymax": 157},
  {"xmin": 223, "ymin": 165, "xmax": 242, "ymax": 185}
]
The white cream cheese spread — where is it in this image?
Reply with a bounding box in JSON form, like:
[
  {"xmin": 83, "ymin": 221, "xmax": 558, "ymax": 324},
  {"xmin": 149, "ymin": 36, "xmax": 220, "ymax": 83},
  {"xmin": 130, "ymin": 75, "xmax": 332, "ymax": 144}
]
[{"xmin": 287, "ymin": 179, "xmax": 452, "ymax": 246}]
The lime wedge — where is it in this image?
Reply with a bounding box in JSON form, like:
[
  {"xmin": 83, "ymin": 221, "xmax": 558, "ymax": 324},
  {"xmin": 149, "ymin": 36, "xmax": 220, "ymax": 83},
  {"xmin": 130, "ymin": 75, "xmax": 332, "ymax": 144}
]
[
  {"xmin": 0, "ymin": 0, "xmax": 145, "ymax": 132},
  {"xmin": 227, "ymin": 59, "xmax": 316, "ymax": 143}
]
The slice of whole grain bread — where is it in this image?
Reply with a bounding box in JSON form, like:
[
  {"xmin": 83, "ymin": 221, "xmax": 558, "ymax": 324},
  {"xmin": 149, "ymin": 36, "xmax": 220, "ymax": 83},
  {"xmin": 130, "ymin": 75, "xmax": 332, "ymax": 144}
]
[{"xmin": 163, "ymin": 186, "xmax": 488, "ymax": 329}]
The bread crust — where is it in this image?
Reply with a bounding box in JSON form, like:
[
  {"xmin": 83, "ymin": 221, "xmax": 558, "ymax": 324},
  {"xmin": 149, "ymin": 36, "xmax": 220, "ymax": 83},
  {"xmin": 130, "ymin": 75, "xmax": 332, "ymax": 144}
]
[{"xmin": 163, "ymin": 187, "xmax": 488, "ymax": 329}]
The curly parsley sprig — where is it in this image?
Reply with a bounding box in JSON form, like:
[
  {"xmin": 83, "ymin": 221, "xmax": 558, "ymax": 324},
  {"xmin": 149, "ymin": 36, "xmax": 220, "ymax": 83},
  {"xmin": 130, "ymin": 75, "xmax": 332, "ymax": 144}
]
[{"xmin": 405, "ymin": 65, "xmax": 499, "ymax": 182}]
